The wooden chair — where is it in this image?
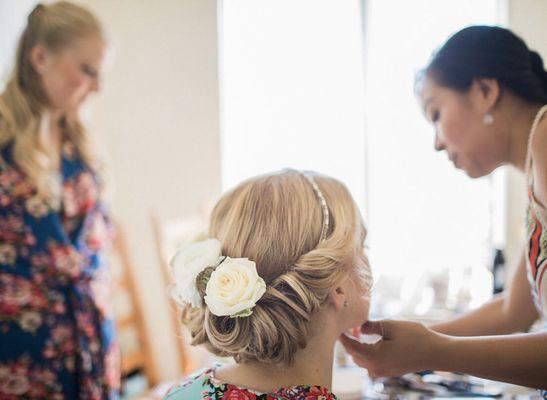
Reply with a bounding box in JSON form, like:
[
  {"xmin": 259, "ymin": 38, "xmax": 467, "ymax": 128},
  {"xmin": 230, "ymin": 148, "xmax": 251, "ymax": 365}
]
[{"xmin": 109, "ymin": 223, "xmax": 159, "ymax": 391}]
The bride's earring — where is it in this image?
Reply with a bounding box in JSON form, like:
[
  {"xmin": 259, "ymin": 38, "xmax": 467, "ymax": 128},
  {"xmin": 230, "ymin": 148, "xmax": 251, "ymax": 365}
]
[
  {"xmin": 343, "ymin": 300, "xmax": 349, "ymax": 308},
  {"xmin": 483, "ymin": 112, "xmax": 494, "ymax": 125}
]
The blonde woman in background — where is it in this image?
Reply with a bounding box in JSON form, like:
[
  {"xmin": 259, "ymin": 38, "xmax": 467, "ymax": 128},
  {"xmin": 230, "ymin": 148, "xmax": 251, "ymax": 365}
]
[
  {"xmin": 0, "ymin": 2, "xmax": 119, "ymax": 398},
  {"xmin": 165, "ymin": 169, "xmax": 373, "ymax": 399}
]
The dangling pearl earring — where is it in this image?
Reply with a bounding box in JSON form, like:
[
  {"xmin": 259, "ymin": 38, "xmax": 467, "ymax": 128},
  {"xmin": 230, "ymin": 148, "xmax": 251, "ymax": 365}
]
[{"xmin": 483, "ymin": 113, "xmax": 494, "ymax": 125}]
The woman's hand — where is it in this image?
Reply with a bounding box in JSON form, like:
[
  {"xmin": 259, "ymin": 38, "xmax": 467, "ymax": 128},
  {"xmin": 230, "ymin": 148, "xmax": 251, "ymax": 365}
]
[{"xmin": 339, "ymin": 319, "xmax": 447, "ymax": 378}]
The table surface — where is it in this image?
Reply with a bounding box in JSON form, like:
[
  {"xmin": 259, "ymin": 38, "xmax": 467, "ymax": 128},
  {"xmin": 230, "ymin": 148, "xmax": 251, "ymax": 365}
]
[{"xmin": 332, "ymin": 366, "xmax": 541, "ymax": 400}]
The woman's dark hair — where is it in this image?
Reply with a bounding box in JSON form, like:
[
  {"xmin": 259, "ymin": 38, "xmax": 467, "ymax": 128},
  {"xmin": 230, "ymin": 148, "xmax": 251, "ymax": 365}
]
[{"xmin": 423, "ymin": 25, "xmax": 547, "ymax": 103}]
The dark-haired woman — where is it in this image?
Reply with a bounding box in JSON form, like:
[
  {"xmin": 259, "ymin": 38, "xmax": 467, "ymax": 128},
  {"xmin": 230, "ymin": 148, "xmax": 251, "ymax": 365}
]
[{"xmin": 341, "ymin": 26, "xmax": 547, "ymax": 391}]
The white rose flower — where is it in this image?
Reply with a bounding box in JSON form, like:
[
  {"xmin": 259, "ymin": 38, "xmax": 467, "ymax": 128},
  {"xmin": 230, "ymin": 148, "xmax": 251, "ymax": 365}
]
[
  {"xmin": 204, "ymin": 257, "xmax": 266, "ymax": 318},
  {"xmin": 170, "ymin": 238, "xmax": 222, "ymax": 308}
]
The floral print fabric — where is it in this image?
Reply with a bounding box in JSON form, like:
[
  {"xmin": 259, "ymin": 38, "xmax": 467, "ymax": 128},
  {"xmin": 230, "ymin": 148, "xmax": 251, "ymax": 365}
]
[
  {"xmin": 0, "ymin": 142, "xmax": 120, "ymax": 399},
  {"xmin": 165, "ymin": 364, "xmax": 338, "ymax": 400}
]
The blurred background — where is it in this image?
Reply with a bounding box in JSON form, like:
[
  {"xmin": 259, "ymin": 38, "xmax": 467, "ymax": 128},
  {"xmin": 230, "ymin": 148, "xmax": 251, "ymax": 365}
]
[{"xmin": 1, "ymin": 0, "xmax": 546, "ymax": 397}]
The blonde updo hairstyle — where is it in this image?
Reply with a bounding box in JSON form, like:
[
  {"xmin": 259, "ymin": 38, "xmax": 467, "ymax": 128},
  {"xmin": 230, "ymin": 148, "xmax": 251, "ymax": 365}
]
[
  {"xmin": 0, "ymin": 1, "xmax": 103, "ymax": 207},
  {"xmin": 182, "ymin": 169, "xmax": 371, "ymax": 365}
]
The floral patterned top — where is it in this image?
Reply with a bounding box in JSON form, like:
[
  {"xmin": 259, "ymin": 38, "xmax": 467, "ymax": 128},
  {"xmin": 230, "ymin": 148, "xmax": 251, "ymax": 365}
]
[
  {"xmin": 0, "ymin": 141, "xmax": 120, "ymax": 399},
  {"xmin": 524, "ymin": 105, "xmax": 547, "ymax": 399},
  {"xmin": 165, "ymin": 364, "xmax": 338, "ymax": 400},
  {"xmin": 525, "ymin": 106, "xmax": 547, "ymax": 324}
]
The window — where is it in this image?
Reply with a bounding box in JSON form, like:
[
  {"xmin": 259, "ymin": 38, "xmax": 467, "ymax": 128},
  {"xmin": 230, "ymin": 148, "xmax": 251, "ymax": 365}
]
[
  {"xmin": 219, "ymin": 0, "xmax": 367, "ymax": 208},
  {"xmin": 363, "ymin": 0, "xmax": 503, "ymax": 313}
]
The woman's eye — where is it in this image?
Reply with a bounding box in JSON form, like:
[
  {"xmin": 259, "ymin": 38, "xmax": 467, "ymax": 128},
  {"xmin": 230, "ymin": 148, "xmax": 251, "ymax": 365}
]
[
  {"xmin": 81, "ymin": 65, "xmax": 97, "ymax": 78},
  {"xmin": 431, "ymin": 111, "xmax": 440, "ymax": 123}
]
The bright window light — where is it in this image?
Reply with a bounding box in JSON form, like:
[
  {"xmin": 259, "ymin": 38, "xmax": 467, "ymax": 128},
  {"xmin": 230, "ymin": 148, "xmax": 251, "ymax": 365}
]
[
  {"xmin": 219, "ymin": 0, "xmax": 367, "ymax": 208},
  {"xmin": 363, "ymin": 0, "xmax": 501, "ymax": 280}
]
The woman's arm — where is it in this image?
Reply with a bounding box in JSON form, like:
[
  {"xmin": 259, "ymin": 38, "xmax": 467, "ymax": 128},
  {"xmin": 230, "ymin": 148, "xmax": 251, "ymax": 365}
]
[
  {"xmin": 441, "ymin": 330, "xmax": 547, "ymax": 389},
  {"xmin": 431, "ymin": 251, "xmax": 539, "ymax": 336},
  {"xmin": 340, "ymin": 319, "xmax": 547, "ymax": 389}
]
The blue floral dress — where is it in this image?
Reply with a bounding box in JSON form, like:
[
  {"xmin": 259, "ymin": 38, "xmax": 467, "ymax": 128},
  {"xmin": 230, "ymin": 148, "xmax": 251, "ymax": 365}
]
[{"xmin": 0, "ymin": 141, "xmax": 120, "ymax": 399}]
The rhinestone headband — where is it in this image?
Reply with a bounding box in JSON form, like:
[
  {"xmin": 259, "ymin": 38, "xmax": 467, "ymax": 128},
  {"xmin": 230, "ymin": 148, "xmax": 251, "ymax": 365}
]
[{"xmin": 302, "ymin": 172, "xmax": 330, "ymax": 241}]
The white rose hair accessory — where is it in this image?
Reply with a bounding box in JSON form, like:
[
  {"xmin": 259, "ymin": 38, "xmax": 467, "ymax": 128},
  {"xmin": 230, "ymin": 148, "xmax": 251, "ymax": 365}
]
[
  {"xmin": 170, "ymin": 238, "xmax": 222, "ymax": 308},
  {"xmin": 170, "ymin": 238, "xmax": 266, "ymax": 318},
  {"xmin": 205, "ymin": 257, "xmax": 266, "ymax": 318}
]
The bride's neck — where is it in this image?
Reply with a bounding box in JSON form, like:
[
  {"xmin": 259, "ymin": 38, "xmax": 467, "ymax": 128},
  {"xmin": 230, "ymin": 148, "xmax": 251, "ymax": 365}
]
[{"xmin": 214, "ymin": 322, "xmax": 337, "ymax": 393}]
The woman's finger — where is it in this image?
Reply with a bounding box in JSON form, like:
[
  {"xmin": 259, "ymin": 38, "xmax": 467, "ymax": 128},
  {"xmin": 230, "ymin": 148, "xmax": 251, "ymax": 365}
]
[
  {"xmin": 352, "ymin": 327, "xmax": 360, "ymax": 338},
  {"xmin": 339, "ymin": 333, "xmax": 374, "ymax": 357},
  {"xmin": 361, "ymin": 320, "xmax": 389, "ymax": 338}
]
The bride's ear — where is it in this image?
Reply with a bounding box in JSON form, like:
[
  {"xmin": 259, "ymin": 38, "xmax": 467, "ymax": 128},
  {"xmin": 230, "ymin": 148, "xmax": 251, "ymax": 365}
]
[{"xmin": 329, "ymin": 286, "xmax": 347, "ymax": 311}]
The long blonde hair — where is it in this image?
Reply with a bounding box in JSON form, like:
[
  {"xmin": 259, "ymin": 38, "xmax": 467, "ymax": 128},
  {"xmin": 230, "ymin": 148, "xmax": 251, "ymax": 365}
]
[
  {"xmin": 0, "ymin": 2, "xmax": 103, "ymax": 207},
  {"xmin": 182, "ymin": 169, "xmax": 372, "ymax": 365}
]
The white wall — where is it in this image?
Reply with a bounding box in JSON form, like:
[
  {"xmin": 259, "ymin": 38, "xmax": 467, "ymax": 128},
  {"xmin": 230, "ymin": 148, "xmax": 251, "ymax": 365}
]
[
  {"xmin": 0, "ymin": 0, "xmax": 36, "ymax": 87},
  {"xmin": 508, "ymin": 0, "xmax": 547, "ymax": 54},
  {"xmin": 76, "ymin": 0, "xmax": 221, "ymax": 380}
]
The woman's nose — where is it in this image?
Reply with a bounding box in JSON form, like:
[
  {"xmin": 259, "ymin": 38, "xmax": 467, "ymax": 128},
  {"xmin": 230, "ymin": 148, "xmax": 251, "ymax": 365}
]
[
  {"xmin": 90, "ymin": 77, "xmax": 100, "ymax": 93},
  {"xmin": 434, "ymin": 132, "xmax": 445, "ymax": 151}
]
